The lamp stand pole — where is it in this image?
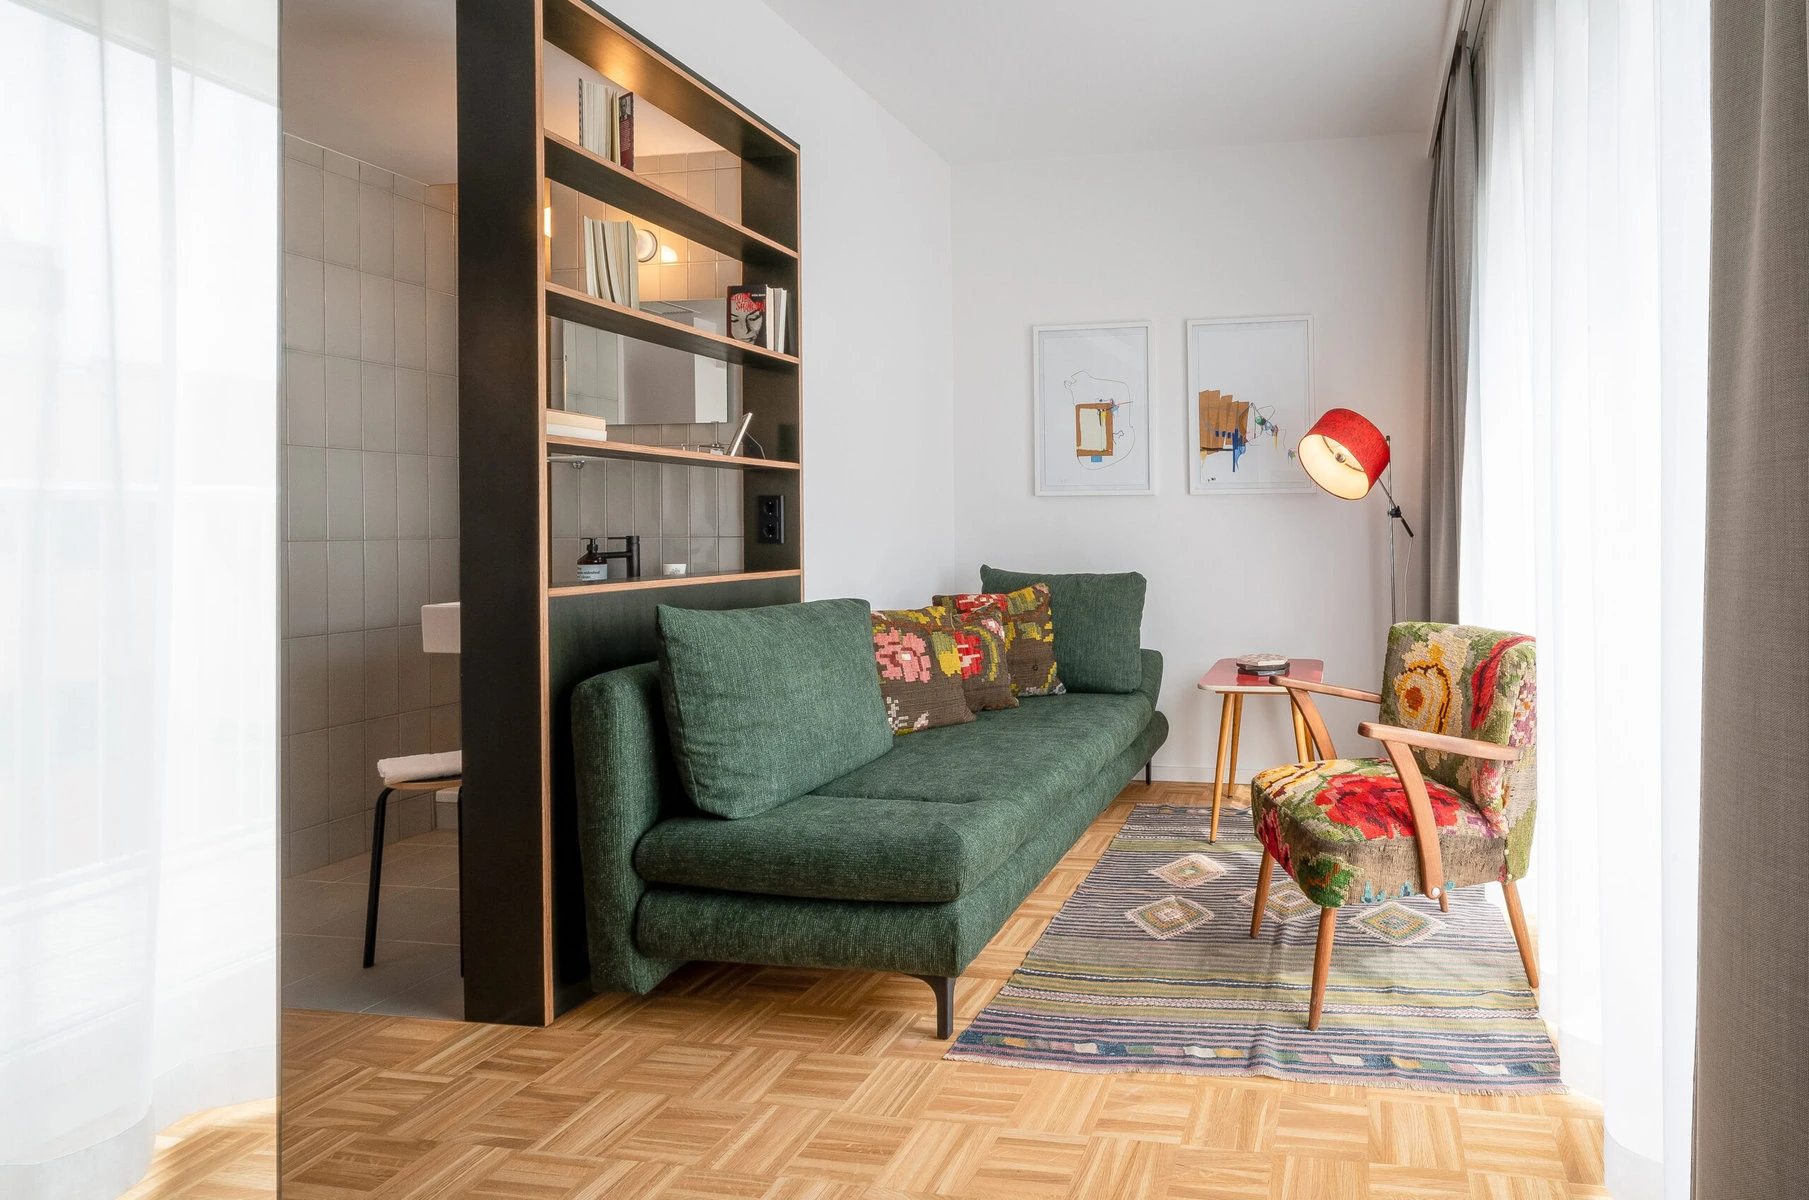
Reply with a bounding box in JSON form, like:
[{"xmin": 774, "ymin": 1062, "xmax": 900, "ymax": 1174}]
[{"xmin": 1377, "ymin": 437, "xmax": 1415, "ymax": 628}]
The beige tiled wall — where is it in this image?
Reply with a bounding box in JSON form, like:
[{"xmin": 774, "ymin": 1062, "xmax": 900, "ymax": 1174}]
[
  {"xmin": 547, "ymin": 151, "xmax": 744, "ymax": 303},
  {"xmin": 634, "ymin": 152, "xmax": 744, "ymax": 303},
  {"xmin": 281, "ymin": 134, "xmax": 460, "ymax": 876},
  {"xmin": 547, "ymin": 421, "xmax": 745, "ymax": 587}
]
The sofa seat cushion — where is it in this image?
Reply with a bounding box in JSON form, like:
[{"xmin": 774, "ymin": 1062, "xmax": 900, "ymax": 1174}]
[
  {"xmin": 635, "ymin": 791, "xmax": 1031, "ymax": 903},
  {"xmin": 814, "ymin": 689, "xmax": 1153, "ymax": 807},
  {"xmin": 633, "ymin": 690, "xmax": 1156, "ymax": 903}
]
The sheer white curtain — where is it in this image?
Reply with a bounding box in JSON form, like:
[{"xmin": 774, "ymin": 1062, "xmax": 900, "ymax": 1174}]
[
  {"xmin": 1463, "ymin": 0, "xmax": 1707, "ymax": 1196},
  {"xmin": 0, "ymin": 0, "xmax": 280, "ymax": 1195}
]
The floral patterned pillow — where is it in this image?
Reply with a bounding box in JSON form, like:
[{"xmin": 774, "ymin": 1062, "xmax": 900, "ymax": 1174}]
[
  {"xmin": 933, "ymin": 584, "xmax": 1065, "ymax": 697},
  {"xmin": 870, "ymin": 615, "xmax": 975, "ymax": 735},
  {"xmin": 874, "ymin": 606, "xmax": 1017, "ymax": 713}
]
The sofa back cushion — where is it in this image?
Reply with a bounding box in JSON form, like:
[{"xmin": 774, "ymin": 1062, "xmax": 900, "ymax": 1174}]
[
  {"xmin": 657, "ymin": 598, "xmax": 893, "ymax": 818},
  {"xmin": 978, "ymin": 566, "xmax": 1147, "ymax": 693}
]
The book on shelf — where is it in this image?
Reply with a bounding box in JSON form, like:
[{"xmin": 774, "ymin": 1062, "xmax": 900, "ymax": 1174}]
[
  {"xmin": 583, "ymin": 217, "xmax": 640, "ymax": 307},
  {"xmin": 546, "ymin": 408, "xmax": 609, "ymax": 442},
  {"xmin": 727, "ymin": 284, "xmax": 790, "ymax": 354},
  {"xmin": 578, "ymin": 79, "xmax": 635, "ymax": 167},
  {"xmin": 617, "ymin": 93, "xmax": 634, "ymax": 170}
]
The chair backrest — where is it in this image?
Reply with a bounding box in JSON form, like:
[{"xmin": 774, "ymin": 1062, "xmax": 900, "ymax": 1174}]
[{"xmin": 1377, "ymin": 623, "xmax": 1537, "ymax": 840}]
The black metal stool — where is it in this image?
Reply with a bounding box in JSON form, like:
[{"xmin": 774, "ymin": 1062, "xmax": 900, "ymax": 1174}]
[{"xmin": 363, "ymin": 771, "xmax": 462, "ymax": 969}]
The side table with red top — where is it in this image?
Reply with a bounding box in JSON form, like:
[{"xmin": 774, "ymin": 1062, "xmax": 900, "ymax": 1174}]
[{"xmin": 1196, "ymin": 657, "xmax": 1325, "ymax": 842}]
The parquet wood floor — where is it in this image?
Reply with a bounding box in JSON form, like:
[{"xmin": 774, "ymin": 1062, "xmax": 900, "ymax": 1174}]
[
  {"xmin": 274, "ymin": 783, "xmax": 1604, "ymax": 1199},
  {"xmin": 124, "ymin": 1098, "xmax": 277, "ymax": 1198}
]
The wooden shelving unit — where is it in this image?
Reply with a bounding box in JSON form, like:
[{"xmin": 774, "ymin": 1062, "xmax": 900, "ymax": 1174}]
[
  {"xmin": 548, "ymin": 568, "xmax": 801, "ymax": 597},
  {"xmin": 545, "ymin": 281, "xmax": 799, "ymax": 366},
  {"xmin": 543, "ymin": 133, "xmax": 797, "ymax": 269},
  {"xmin": 546, "ymin": 427, "xmax": 799, "ymax": 471},
  {"xmin": 458, "ymin": 0, "xmax": 802, "ymax": 1024}
]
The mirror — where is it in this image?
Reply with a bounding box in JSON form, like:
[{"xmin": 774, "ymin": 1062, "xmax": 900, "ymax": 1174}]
[{"xmin": 551, "ymin": 305, "xmax": 739, "ymax": 434}]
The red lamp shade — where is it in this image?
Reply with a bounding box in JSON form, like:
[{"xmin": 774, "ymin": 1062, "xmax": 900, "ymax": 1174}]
[{"xmin": 1298, "ymin": 408, "xmax": 1390, "ymax": 500}]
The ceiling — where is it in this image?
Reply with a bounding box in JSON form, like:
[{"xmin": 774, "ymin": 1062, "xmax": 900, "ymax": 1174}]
[
  {"xmin": 280, "ymin": 0, "xmax": 1456, "ymax": 182},
  {"xmin": 763, "ymin": 0, "xmax": 1455, "ymax": 164}
]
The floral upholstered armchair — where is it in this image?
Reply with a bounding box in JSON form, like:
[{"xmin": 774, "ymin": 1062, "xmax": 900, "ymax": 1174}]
[{"xmin": 1248, "ymin": 623, "xmax": 1538, "ymax": 1030}]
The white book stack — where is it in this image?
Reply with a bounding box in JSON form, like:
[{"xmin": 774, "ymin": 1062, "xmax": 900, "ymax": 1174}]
[
  {"xmin": 764, "ymin": 285, "xmax": 789, "ymax": 354},
  {"xmin": 578, "ymin": 79, "xmax": 622, "ymax": 160},
  {"xmin": 583, "ymin": 217, "xmax": 639, "ymax": 307}
]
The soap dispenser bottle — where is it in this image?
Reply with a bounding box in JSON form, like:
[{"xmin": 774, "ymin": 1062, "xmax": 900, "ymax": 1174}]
[{"xmin": 577, "ymin": 537, "xmax": 608, "ymax": 583}]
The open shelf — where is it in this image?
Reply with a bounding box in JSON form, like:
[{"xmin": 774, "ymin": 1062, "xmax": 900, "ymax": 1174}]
[
  {"xmin": 544, "ymin": 133, "xmax": 797, "ymax": 266},
  {"xmin": 547, "ymin": 429, "xmax": 799, "ymax": 471},
  {"xmin": 548, "ymin": 568, "xmax": 801, "ymax": 597},
  {"xmin": 542, "ymin": 0, "xmax": 796, "ymax": 162},
  {"xmin": 546, "ymin": 281, "xmax": 799, "ymax": 367}
]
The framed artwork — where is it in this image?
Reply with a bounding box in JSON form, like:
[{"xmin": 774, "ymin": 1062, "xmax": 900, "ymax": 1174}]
[
  {"xmin": 1186, "ymin": 315, "xmax": 1315, "ymax": 494},
  {"xmin": 1033, "ymin": 322, "xmax": 1155, "ymax": 496}
]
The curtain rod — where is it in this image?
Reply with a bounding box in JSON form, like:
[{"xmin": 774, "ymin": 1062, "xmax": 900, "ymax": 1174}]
[{"xmin": 1425, "ymin": 0, "xmax": 1490, "ymax": 158}]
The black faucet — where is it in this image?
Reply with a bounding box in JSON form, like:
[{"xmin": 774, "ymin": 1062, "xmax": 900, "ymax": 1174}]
[{"xmin": 594, "ymin": 534, "xmax": 641, "ymax": 580}]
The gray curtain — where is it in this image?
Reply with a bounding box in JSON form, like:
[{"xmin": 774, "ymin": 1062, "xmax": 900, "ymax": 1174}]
[
  {"xmin": 1695, "ymin": 2, "xmax": 1809, "ymax": 1195},
  {"xmin": 1424, "ymin": 40, "xmax": 1477, "ymax": 624}
]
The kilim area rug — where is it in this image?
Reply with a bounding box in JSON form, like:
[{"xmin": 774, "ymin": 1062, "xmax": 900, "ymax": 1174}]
[{"xmin": 947, "ymin": 803, "xmax": 1563, "ymax": 1094}]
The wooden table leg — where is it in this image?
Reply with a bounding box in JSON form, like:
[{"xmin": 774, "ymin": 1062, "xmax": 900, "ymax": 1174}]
[
  {"xmin": 1215, "ymin": 694, "xmax": 1243, "ymax": 841},
  {"xmin": 1209, "ymin": 692, "xmax": 1233, "ymax": 842}
]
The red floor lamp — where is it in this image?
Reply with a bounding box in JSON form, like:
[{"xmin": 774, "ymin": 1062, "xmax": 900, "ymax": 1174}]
[{"xmin": 1297, "ymin": 408, "xmax": 1415, "ymax": 625}]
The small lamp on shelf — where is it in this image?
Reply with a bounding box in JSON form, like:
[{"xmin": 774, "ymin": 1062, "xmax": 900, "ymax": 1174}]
[{"xmin": 1297, "ymin": 408, "xmax": 1415, "ymax": 625}]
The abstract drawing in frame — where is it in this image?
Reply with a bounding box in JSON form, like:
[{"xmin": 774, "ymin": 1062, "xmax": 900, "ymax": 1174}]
[
  {"xmin": 1186, "ymin": 316, "xmax": 1315, "ymax": 494},
  {"xmin": 1033, "ymin": 322, "xmax": 1155, "ymax": 496}
]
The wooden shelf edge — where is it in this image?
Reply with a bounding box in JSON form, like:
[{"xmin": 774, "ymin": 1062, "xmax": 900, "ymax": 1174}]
[
  {"xmin": 546, "ymin": 430, "xmax": 799, "ymax": 471},
  {"xmin": 542, "ymin": 0, "xmax": 797, "ymax": 160},
  {"xmin": 548, "ymin": 568, "xmax": 801, "ymax": 597},
  {"xmin": 545, "ymin": 282, "xmax": 799, "ymax": 368},
  {"xmin": 544, "ymin": 133, "xmax": 797, "ymax": 263}
]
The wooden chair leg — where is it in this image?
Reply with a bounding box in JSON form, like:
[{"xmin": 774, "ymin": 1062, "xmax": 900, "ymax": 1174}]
[
  {"xmin": 1501, "ymin": 878, "xmax": 1539, "ymax": 988},
  {"xmin": 1209, "ymin": 694, "xmax": 1233, "ymax": 842},
  {"xmin": 1250, "ymin": 849, "xmax": 1275, "ymax": 937},
  {"xmin": 1308, "ymin": 906, "xmax": 1336, "ymax": 1030}
]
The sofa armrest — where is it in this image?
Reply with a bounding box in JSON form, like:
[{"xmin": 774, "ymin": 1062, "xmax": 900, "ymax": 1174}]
[
  {"xmin": 571, "ymin": 662, "xmax": 688, "ymax": 994},
  {"xmin": 1137, "ymin": 648, "xmax": 1164, "ymax": 710}
]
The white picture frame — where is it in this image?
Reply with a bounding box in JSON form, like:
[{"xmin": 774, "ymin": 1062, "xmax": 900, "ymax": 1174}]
[
  {"xmin": 1185, "ymin": 315, "xmax": 1316, "ymax": 495},
  {"xmin": 1033, "ymin": 321, "xmax": 1155, "ymax": 496}
]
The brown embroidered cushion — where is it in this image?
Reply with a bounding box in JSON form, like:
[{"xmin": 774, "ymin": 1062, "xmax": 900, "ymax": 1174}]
[
  {"xmin": 874, "ymin": 606, "xmax": 1016, "ymax": 713},
  {"xmin": 934, "ymin": 584, "xmax": 1065, "ymax": 697},
  {"xmin": 868, "ymin": 614, "xmax": 975, "ymax": 735}
]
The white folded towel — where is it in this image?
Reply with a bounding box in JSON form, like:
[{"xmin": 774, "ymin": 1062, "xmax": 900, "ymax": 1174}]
[{"xmin": 377, "ymin": 751, "xmax": 463, "ymax": 786}]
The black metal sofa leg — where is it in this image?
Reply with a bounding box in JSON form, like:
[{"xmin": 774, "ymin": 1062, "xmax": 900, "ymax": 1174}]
[
  {"xmin": 1145, "ymin": 760, "xmax": 1152, "ymax": 785},
  {"xmin": 363, "ymin": 787, "xmax": 393, "ymax": 968},
  {"xmin": 913, "ymin": 974, "xmax": 957, "ymax": 1039}
]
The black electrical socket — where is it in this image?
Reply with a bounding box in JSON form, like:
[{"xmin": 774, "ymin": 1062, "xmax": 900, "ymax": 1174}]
[{"xmin": 756, "ymin": 494, "xmax": 784, "ymax": 544}]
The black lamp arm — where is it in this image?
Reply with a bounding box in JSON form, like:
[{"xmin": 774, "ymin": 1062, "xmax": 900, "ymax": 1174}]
[{"xmin": 1378, "ymin": 478, "xmax": 1416, "ymax": 538}]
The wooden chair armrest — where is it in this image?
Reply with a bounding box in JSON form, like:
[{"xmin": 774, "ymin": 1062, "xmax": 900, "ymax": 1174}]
[
  {"xmin": 1277, "ymin": 680, "xmax": 1339, "ymax": 759},
  {"xmin": 1376, "ymin": 738, "xmax": 1448, "ymax": 906},
  {"xmin": 1357, "ymin": 722, "xmax": 1521, "ymax": 761},
  {"xmin": 1273, "ymin": 676, "xmax": 1383, "ymax": 704}
]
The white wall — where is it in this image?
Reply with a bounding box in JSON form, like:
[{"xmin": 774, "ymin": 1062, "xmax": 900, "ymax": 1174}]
[
  {"xmin": 951, "ymin": 135, "xmax": 1431, "ymax": 779},
  {"xmin": 599, "ymin": 0, "xmax": 959, "ymax": 608}
]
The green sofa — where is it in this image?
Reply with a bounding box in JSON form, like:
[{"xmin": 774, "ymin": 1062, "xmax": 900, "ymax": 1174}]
[{"xmin": 570, "ymin": 645, "xmax": 1168, "ymax": 1037}]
